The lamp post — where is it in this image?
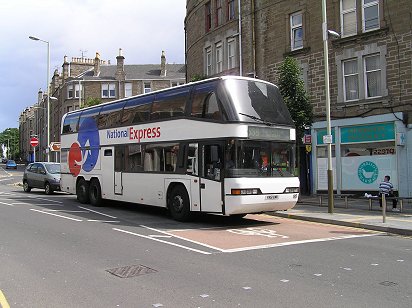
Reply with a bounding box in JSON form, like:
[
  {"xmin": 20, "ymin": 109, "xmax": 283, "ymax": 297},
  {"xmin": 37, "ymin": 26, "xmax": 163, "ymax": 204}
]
[
  {"xmin": 321, "ymin": 0, "xmax": 334, "ymax": 213},
  {"xmin": 29, "ymin": 35, "xmax": 50, "ymax": 162}
]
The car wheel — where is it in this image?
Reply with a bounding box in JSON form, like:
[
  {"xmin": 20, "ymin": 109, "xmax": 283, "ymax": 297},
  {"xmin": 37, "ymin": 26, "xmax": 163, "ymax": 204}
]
[
  {"xmin": 23, "ymin": 180, "xmax": 31, "ymax": 193},
  {"xmin": 76, "ymin": 179, "xmax": 90, "ymax": 204},
  {"xmin": 89, "ymin": 179, "xmax": 103, "ymax": 207},
  {"xmin": 168, "ymin": 185, "xmax": 191, "ymax": 222},
  {"xmin": 45, "ymin": 182, "xmax": 53, "ymax": 195}
]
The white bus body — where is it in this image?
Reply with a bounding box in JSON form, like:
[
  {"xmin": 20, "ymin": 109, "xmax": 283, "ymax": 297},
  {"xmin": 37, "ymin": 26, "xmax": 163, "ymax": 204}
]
[{"xmin": 60, "ymin": 76, "xmax": 299, "ymax": 221}]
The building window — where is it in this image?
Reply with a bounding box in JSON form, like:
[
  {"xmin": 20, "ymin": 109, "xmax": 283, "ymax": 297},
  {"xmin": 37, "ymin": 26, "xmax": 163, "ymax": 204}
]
[
  {"xmin": 362, "ymin": 0, "xmax": 379, "ymax": 32},
  {"xmin": 67, "ymin": 84, "xmax": 74, "ymax": 99},
  {"xmin": 144, "ymin": 82, "xmax": 151, "ymax": 94},
  {"xmin": 215, "ymin": 42, "xmax": 223, "ymax": 73},
  {"xmin": 216, "ymin": 0, "xmax": 223, "ymax": 26},
  {"xmin": 227, "ymin": 0, "xmax": 235, "ymax": 21},
  {"xmin": 364, "ymin": 54, "xmax": 381, "ymax": 98},
  {"xmin": 343, "ymin": 59, "xmax": 359, "ymax": 101},
  {"xmin": 171, "ymin": 81, "xmax": 184, "ymax": 87},
  {"xmin": 102, "ymin": 83, "xmax": 116, "ymax": 98},
  {"xmin": 67, "ymin": 106, "xmax": 73, "ymax": 113},
  {"xmin": 341, "ymin": 0, "xmax": 357, "ymax": 37},
  {"xmin": 290, "ymin": 12, "xmax": 303, "ymax": 51},
  {"xmin": 206, "ymin": 47, "xmax": 212, "ymax": 76},
  {"xmin": 125, "ymin": 83, "xmax": 132, "ymax": 97},
  {"xmin": 227, "ymin": 38, "xmax": 236, "ymax": 69},
  {"xmin": 205, "ymin": 2, "xmax": 212, "ymax": 32},
  {"xmin": 74, "ymin": 84, "xmax": 82, "ymax": 98}
]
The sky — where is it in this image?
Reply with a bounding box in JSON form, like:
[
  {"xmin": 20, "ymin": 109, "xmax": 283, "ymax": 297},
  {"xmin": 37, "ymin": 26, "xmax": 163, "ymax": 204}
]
[{"xmin": 0, "ymin": 0, "xmax": 187, "ymax": 132}]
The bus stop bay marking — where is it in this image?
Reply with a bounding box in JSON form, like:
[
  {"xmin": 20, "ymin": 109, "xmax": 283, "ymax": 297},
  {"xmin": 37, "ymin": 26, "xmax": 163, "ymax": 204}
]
[{"xmin": 227, "ymin": 228, "xmax": 289, "ymax": 239}]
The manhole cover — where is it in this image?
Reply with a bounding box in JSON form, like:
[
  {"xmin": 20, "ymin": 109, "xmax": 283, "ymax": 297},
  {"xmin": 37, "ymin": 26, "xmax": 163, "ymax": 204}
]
[
  {"xmin": 106, "ymin": 264, "xmax": 157, "ymax": 278},
  {"xmin": 379, "ymin": 281, "xmax": 398, "ymax": 287}
]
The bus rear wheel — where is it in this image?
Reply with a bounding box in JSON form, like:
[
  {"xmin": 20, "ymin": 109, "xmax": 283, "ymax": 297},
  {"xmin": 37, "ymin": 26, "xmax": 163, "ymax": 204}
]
[
  {"xmin": 89, "ymin": 179, "xmax": 103, "ymax": 207},
  {"xmin": 169, "ymin": 185, "xmax": 191, "ymax": 222},
  {"xmin": 76, "ymin": 179, "xmax": 90, "ymax": 204}
]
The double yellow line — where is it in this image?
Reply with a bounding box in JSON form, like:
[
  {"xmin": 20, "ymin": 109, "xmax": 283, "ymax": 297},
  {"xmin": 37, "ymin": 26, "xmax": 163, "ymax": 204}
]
[{"xmin": 0, "ymin": 290, "xmax": 10, "ymax": 308}]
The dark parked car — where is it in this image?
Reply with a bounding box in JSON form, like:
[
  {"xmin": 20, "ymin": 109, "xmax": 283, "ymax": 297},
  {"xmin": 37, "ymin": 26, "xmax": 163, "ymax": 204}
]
[
  {"xmin": 2, "ymin": 158, "xmax": 7, "ymax": 163},
  {"xmin": 5, "ymin": 160, "xmax": 17, "ymax": 169},
  {"xmin": 23, "ymin": 162, "xmax": 61, "ymax": 194}
]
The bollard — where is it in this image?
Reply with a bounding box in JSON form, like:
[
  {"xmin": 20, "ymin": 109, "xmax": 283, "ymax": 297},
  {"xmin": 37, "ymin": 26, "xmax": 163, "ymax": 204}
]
[{"xmin": 382, "ymin": 193, "xmax": 386, "ymax": 223}]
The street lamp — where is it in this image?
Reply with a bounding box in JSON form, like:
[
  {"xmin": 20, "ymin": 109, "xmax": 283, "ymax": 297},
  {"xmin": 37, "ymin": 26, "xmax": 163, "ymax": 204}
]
[
  {"xmin": 29, "ymin": 35, "xmax": 51, "ymax": 162},
  {"xmin": 321, "ymin": 0, "xmax": 340, "ymax": 214}
]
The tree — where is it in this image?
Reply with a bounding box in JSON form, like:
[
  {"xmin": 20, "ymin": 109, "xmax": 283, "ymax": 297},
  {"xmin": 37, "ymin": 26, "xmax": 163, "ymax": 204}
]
[
  {"xmin": 278, "ymin": 57, "xmax": 313, "ymax": 141},
  {"xmin": 0, "ymin": 128, "xmax": 19, "ymax": 160},
  {"xmin": 278, "ymin": 57, "xmax": 313, "ymax": 187},
  {"xmin": 82, "ymin": 97, "xmax": 101, "ymax": 109},
  {"xmin": 190, "ymin": 74, "xmax": 208, "ymax": 82}
]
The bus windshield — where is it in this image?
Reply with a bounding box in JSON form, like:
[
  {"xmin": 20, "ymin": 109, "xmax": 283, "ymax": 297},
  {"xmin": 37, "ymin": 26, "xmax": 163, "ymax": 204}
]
[
  {"xmin": 223, "ymin": 79, "xmax": 294, "ymax": 126},
  {"xmin": 224, "ymin": 139, "xmax": 295, "ymax": 178}
]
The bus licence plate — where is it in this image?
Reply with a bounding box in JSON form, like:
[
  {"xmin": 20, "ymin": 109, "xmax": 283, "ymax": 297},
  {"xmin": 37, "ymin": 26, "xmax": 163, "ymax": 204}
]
[{"xmin": 265, "ymin": 195, "xmax": 278, "ymax": 200}]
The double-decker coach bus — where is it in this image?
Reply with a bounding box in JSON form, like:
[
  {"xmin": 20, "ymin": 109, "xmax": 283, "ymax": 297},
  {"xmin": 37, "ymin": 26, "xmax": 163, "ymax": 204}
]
[{"xmin": 60, "ymin": 76, "xmax": 299, "ymax": 221}]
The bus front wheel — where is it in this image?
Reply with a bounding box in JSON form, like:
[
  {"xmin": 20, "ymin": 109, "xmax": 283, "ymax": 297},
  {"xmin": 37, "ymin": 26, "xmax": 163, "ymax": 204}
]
[
  {"xmin": 76, "ymin": 179, "xmax": 90, "ymax": 204},
  {"xmin": 89, "ymin": 179, "xmax": 103, "ymax": 207},
  {"xmin": 169, "ymin": 185, "xmax": 191, "ymax": 222}
]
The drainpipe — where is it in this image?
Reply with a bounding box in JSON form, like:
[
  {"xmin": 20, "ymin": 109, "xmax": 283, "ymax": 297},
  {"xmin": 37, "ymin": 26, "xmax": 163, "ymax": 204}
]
[
  {"xmin": 251, "ymin": 0, "xmax": 256, "ymax": 77},
  {"xmin": 238, "ymin": 0, "xmax": 243, "ymax": 76}
]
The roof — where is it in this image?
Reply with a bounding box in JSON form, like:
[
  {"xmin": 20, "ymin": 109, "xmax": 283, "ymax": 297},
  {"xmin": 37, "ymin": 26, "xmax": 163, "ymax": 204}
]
[{"xmin": 81, "ymin": 64, "xmax": 186, "ymax": 81}]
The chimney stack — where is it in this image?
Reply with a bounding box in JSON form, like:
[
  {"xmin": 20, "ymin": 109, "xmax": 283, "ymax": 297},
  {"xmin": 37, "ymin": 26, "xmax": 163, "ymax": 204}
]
[
  {"xmin": 62, "ymin": 55, "xmax": 69, "ymax": 81},
  {"xmin": 37, "ymin": 89, "xmax": 43, "ymax": 104},
  {"xmin": 94, "ymin": 52, "xmax": 101, "ymax": 76},
  {"xmin": 160, "ymin": 50, "xmax": 166, "ymax": 77},
  {"xmin": 115, "ymin": 48, "xmax": 126, "ymax": 81}
]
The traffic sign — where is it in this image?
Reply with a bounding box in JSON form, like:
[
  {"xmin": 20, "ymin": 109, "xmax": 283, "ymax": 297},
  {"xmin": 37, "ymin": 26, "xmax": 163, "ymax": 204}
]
[
  {"xmin": 30, "ymin": 137, "xmax": 39, "ymax": 147},
  {"xmin": 50, "ymin": 142, "xmax": 61, "ymax": 152},
  {"xmin": 303, "ymin": 134, "xmax": 312, "ymax": 144}
]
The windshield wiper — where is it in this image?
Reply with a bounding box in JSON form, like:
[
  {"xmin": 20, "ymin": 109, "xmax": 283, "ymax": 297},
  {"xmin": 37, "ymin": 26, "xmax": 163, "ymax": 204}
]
[{"xmin": 239, "ymin": 113, "xmax": 273, "ymax": 126}]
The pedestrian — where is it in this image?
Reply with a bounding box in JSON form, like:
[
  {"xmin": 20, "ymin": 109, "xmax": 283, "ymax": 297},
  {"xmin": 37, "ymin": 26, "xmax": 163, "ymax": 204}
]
[{"xmin": 379, "ymin": 175, "xmax": 398, "ymax": 212}]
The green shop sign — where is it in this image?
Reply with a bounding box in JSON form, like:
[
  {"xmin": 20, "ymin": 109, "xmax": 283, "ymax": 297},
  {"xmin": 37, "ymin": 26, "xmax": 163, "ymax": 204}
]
[{"xmin": 341, "ymin": 123, "xmax": 395, "ymax": 143}]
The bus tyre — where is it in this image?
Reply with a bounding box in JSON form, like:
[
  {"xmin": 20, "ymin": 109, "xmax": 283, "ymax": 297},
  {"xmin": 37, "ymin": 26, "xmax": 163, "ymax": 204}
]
[
  {"xmin": 23, "ymin": 180, "xmax": 31, "ymax": 193},
  {"xmin": 169, "ymin": 185, "xmax": 191, "ymax": 222},
  {"xmin": 89, "ymin": 179, "xmax": 103, "ymax": 207},
  {"xmin": 76, "ymin": 179, "xmax": 90, "ymax": 204}
]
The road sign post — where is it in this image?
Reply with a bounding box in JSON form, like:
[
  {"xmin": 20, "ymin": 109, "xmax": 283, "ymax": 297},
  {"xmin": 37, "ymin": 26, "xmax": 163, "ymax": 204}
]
[{"xmin": 30, "ymin": 137, "xmax": 39, "ymax": 162}]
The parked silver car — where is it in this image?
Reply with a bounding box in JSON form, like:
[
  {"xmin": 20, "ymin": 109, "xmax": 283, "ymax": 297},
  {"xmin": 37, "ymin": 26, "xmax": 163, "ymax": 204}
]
[{"xmin": 23, "ymin": 162, "xmax": 61, "ymax": 194}]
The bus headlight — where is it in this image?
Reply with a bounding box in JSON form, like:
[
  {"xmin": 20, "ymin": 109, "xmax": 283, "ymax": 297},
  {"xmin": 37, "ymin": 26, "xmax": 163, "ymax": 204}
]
[
  {"xmin": 284, "ymin": 187, "xmax": 299, "ymax": 193},
  {"xmin": 231, "ymin": 188, "xmax": 261, "ymax": 195}
]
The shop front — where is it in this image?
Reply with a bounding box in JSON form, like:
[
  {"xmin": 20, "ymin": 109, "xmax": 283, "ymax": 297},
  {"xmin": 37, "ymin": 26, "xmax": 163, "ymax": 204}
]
[{"xmin": 311, "ymin": 112, "xmax": 408, "ymax": 196}]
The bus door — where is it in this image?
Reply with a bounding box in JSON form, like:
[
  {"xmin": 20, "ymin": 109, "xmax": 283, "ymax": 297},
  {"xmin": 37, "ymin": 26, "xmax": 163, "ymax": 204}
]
[
  {"xmin": 199, "ymin": 142, "xmax": 224, "ymax": 213},
  {"xmin": 100, "ymin": 147, "xmax": 115, "ymax": 198},
  {"xmin": 114, "ymin": 146, "xmax": 124, "ymax": 195}
]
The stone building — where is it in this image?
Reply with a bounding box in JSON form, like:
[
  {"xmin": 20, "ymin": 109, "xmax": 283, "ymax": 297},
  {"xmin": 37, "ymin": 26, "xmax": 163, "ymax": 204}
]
[
  {"xmin": 19, "ymin": 50, "xmax": 185, "ymax": 162},
  {"xmin": 185, "ymin": 0, "xmax": 412, "ymax": 197}
]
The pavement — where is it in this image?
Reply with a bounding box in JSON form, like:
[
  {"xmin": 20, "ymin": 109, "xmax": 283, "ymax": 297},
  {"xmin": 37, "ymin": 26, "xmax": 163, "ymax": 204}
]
[{"xmin": 272, "ymin": 195, "xmax": 412, "ymax": 236}]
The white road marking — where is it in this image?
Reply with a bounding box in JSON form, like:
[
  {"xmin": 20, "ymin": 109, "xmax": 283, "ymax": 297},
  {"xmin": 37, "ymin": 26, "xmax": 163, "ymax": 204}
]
[
  {"xmin": 141, "ymin": 225, "xmax": 223, "ymax": 251},
  {"xmin": 113, "ymin": 228, "xmax": 211, "ymax": 255},
  {"xmin": 78, "ymin": 206, "xmax": 117, "ymax": 219},
  {"xmin": 143, "ymin": 226, "xmax": 379, "ymax": 254},
  {"xmin": 30, "ymin": 209, "xmax": 82, "ymax": 221},
  {"xmin": 0, "ymin": 201, "xmax": 14, "ymax": 206},
  {"xmin": 23, "ymin": 196, "xmax": 63, "ymax": 204},
  {"xmin": 219, "ymin": 233, "xmax": 379, "ymax": 253},
  {"xmin": 87, "ymin": 220, "xmax": 120, "ymax": 223}
]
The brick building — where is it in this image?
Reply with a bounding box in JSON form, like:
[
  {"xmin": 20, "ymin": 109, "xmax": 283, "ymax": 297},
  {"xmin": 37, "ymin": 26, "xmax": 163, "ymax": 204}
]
[
  {"xmin": 185, "ymin": 0, "xmax": 412, "ymax": 197},
  {"xmin": 19, "ymin": 50, "xmax": 185, "ymax": 162}
]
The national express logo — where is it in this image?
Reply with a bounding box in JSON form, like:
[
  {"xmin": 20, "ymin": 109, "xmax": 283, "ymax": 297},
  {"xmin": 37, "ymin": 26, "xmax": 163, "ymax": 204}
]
[
  {"xmin": 68, "ymin": 117, "xmax": 100, "ymax": 177},
  {"xmin": 357, "ymin": 161, "xmax": 379, "ymax": 184}
]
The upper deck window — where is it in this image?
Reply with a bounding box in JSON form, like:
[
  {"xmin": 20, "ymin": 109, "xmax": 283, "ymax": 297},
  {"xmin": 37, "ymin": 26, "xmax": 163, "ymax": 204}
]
[
  {"xmin": 121, "ymin": 95, "xmax": 154, "ymax": 125},
  {"xmin": 78, "ymin": 106, "xmax": 102, "ymax": 131},
  {"xmin": 97, "ymin": 101, "xmax": 126, "ymax": 129},
  {"xmin": 62, "ymin": 112, "xmax": 81, "ymax": 134},
  {"xmin": 191, "ymin": 81, "xmax": 227, "ymax": 121},
  {"xmin": 151, "ymin": 88, "xmax": 189, "ymax": 120},
  {"xmin": 224, "ymin": 79, "xmax": 293, "ymax": 126}
]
